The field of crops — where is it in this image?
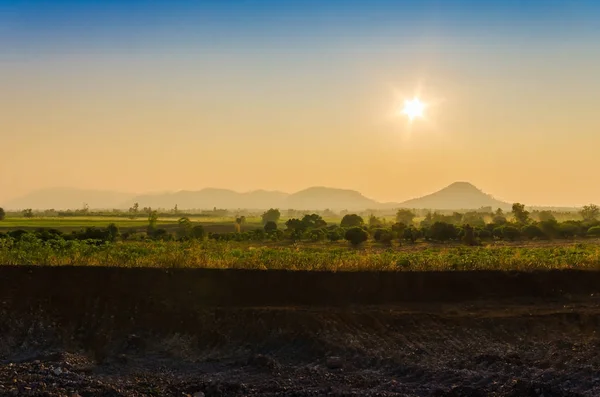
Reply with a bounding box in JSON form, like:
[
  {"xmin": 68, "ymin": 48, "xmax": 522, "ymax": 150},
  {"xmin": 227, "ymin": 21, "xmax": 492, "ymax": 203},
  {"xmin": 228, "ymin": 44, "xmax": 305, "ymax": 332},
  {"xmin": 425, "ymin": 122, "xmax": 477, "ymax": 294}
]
[{"xmin": 1, "ymin": 236, "xmax": 599, "ymax": 271}]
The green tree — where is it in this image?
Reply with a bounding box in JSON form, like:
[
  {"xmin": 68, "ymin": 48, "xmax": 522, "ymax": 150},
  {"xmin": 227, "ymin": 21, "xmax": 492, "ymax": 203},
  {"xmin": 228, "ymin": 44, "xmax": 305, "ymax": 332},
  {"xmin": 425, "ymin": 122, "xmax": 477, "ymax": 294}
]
[
  {"xmin": 373, "ymin": 228, "xmax": 394, "ymax": 245},
  {"xmin": 22, "ymin": 209, "xmax": 34, "ymax": 218},
  {"xmin": 261, "ymin": 208, "xmax": 281, "ymax": 224},
  {"xmin": 191, "ymin": 225, "xmax": 206, "ymax": 240},
  {"xmin": 341, "ymin": 214, "xmax": 364, "ymax": 228},
  {"xmin": 395, "ymin": 209, "xmax": 416, "ymax": 225},
  {"xmin": 462, "ymin": 224, "xmax": 476, "ymax": 246},
  {"xmin": 264, "ymin": 221, "xmax": 278, "ymax": 234},
  {"xmin": 147, "ymin": 210, "xmax": 159, "ymax": 233},
  {"xmin": 129, "ymin": 202, "xmax": 139, "ymax": 219},
  {"xmin": 540, "ymin": 219, "xmax": 560, "ymax": 238},
  {"xmin": 403, "ymin": 227, "xmax": 419, "ymax": 243},
  {"xmin": 344, "ymin": 227, "xmax": 368, "ymax": 246},
  {"xmin": 327, "ymin": 227, "xmax": 344, "ymax": 242},
  {"xmin": 307, "ymin": 228, "xmax": 326, "ymax": 242},
  {"xmin": 502, "ymin": 225, "xmax": 521, "ymax": 241},
  {"xmin": 106, "ymin": 223, "xmax": 120, "ymax": 242},
  {"xmin": 0, "ymin": 208, "xmax": 5, "ymax": 221},
  {"xmin": 512, "ymin": 203, "xmax": 530, "ymax": 224},
  {"xmin": 537, "ymin": 210, "xmax": 556, "ymax": 222},
  {"xmin": 462, "ymin": 212, "xmax": 485, "ymax": 228},
  {"xmin": 234, "ymin": 216, "xmax": 246, "ymax": 233},
  {"xmin": 522, "ymin": 224, "xmax": 544, "ymax": 240},
  {"xmin": 177, "ymin": 217, "xmax": 193, "ymax": 239},
  {"xmin": 580, "ymin": 204, "xmax": 600, "ymax": 222},
  {"xmin": 587, "ymin": 226, "xmax": 600, "ymax": 237},
  {"xmin": 429, "ymin": 222, "xmax": 458, "ymax": 242},
  {"xmin": 391, "ymin": 222, "xmax": 407, "ymax": 241},
  {"xmin": 368, "ymin": 214, "xmax": 384, "ymax": 227}
]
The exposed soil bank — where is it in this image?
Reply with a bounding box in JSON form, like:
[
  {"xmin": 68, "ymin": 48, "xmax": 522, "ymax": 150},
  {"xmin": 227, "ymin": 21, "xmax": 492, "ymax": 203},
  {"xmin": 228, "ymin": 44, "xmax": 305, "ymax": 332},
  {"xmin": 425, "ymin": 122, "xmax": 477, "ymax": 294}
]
[
  {"xmin": 2, "ymin": 266, "xmax": 600, "ymax": 309},
  {"xmin": 2, "ymin": 267, "xmax": 600, "ymax": 396}
]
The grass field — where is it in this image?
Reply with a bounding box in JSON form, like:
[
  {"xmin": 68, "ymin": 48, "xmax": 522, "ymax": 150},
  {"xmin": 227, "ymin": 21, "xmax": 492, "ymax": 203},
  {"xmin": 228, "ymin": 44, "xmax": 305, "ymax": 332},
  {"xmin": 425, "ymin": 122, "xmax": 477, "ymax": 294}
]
[
  {"xmin": 1, "ymin": 237, "xmax": 599, "ymax": 271},
  {"xmin": 0, "ymin": 216, "xmax": 264, "ymax": 232}
]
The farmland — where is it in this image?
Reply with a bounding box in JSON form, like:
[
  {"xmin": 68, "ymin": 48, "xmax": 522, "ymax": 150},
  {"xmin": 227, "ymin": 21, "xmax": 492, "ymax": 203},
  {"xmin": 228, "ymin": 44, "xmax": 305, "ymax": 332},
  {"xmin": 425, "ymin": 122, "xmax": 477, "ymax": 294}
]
[{"xmin": 2, "ymin": 209, "xmax": 600, "ymax": 396}]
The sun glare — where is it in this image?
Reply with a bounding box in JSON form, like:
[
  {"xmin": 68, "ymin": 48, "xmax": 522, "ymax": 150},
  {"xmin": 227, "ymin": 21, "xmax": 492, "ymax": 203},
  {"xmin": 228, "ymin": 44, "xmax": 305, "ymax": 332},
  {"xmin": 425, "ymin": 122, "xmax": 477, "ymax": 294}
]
[{"xmin": 401, "ymin": 97, "xmax": 427, "ymax": 122}]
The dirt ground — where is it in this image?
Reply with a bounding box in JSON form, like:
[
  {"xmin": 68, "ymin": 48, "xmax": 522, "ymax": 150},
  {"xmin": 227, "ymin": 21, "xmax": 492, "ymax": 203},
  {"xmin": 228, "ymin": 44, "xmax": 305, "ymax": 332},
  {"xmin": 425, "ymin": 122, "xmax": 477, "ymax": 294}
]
[
  {"xmin": 1, "ymin": 267, "xmax": 600, "ymax": 396},
  {"xmin": 1, "ymin": 297, "xmax": 600, "ymax": 396}
]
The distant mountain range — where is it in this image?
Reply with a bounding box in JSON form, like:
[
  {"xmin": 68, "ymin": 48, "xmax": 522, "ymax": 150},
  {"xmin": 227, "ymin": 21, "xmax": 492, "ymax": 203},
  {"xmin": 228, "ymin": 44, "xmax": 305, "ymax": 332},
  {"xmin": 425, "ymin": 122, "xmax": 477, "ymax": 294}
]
[{"xmin": 1, "ymin": 182, "xmax": 524, "ymax": 211}]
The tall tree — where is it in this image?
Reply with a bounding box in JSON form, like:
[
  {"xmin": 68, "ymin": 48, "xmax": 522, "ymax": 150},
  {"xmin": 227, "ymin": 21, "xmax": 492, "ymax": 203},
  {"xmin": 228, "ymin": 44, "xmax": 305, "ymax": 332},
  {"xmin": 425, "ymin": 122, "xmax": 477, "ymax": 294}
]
[
  {"xmin": 261, "ymin": 208, "xmax": 281, "ymax": 224},
  {"xmin": 395, "ymin": 209, "xmax": 416, "ymax": 225},
  {"xmin": 0, "ymin": 207, "xmax": 5, "ymax": 221},
  {"xmin": 511, "ymin": 203, "xmax": 530, "ymax": 224},
  {"xmin": 580, "ymin": 204, "xmax": 600, "ymax": 222}
]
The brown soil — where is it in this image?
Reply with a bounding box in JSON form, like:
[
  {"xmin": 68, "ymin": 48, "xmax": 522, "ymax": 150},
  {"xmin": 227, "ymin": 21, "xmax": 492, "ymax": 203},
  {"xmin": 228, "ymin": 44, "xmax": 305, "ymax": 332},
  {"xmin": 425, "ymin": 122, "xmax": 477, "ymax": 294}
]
[{"xmin": 1, "ymin": 266, "xmax": 600, "ymax": 396}]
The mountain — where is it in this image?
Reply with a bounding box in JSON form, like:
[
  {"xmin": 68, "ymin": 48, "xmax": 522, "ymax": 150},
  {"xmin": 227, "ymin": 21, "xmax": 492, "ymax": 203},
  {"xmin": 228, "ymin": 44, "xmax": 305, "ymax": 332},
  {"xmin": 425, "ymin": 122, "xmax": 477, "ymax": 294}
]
[
  {"xmin": 283, "ymin": 187, "xmax": 379, "ymax": 211},
  {"xmin": 4, "ymin": 188, "xmax": 132, "ymax": 210},
  {"xmin": 129, "ymin": 187, "xmax": 378, "ymax": 211},
  {"xmin": 398, "ymin": 182, "xmax": 511, "ymax": 210},
  {"xmin": 4, "ymin": 182, "xmax": 514, "ymax": 211},
  {"xmin": 128, "ymin": 189, "xmax": 288, "ymax": 210}
]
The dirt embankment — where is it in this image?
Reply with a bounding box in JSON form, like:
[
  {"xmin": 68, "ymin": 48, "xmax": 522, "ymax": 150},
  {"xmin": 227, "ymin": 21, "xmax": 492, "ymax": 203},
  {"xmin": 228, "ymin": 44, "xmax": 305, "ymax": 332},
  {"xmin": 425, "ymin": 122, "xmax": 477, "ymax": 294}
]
[{"xmin": 2, "ymin": 267, "xmax": 600, "ymax": 396}]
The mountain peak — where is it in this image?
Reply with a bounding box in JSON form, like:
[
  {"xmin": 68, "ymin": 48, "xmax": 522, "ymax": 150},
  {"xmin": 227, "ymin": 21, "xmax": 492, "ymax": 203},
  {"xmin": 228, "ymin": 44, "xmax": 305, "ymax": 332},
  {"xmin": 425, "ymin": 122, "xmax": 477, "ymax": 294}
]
[{"xmin": 399, "ymin": 182, "xmax": 510, "ymax": 210}]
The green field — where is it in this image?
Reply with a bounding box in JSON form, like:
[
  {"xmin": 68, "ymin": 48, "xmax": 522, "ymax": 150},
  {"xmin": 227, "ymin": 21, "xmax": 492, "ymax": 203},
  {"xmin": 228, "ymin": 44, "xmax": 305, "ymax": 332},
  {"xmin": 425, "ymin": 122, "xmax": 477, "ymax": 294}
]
[{"xmin": 1, "ymin": 235, "xmax": 599, "ymax": 271}]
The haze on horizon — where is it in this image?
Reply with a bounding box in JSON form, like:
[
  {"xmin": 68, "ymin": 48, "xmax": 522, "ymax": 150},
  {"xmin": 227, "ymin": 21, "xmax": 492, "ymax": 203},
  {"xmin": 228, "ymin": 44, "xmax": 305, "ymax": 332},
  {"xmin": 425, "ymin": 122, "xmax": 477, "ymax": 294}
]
[{"xmin": 1, "ymin": 0, "xmax": 600, "ymax": 207}]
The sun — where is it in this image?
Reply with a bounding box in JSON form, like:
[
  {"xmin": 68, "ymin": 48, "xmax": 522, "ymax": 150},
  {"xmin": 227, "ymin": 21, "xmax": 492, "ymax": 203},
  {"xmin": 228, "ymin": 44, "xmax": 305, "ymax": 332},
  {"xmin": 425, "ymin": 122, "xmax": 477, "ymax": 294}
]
[{"xmin": 400, "ymin": 97, "xmax": 427, "ymax": 122}]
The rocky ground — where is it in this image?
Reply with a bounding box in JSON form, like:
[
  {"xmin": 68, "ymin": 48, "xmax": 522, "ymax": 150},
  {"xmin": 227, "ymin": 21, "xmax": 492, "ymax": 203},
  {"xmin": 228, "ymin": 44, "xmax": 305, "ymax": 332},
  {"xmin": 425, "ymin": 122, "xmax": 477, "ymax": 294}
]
[{"xmin": 2, "ymin": 297, "xmax": 600, "ymax": 396}]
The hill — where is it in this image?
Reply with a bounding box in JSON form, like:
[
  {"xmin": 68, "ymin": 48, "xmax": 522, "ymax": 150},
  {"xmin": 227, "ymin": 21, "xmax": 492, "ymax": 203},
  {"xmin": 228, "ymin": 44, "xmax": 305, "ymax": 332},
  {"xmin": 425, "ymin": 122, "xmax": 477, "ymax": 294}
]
[
  {"xmin": 3, "ymin": 188, "xmax": 131, "ymax": 211},
  {"xmin": 128, "ymin": 189, "xmax": 288, "ymax": 210},
  {"xmin": 283, "ymin": 187, "xmax": 379, "ymax": 211},
  {"xmin": 398, "ymin": 182, "xmax": 511, "ymax": 210},
  {"xmin": 4, "ymin": 182, "xmax": 519, "ymax": 211}
]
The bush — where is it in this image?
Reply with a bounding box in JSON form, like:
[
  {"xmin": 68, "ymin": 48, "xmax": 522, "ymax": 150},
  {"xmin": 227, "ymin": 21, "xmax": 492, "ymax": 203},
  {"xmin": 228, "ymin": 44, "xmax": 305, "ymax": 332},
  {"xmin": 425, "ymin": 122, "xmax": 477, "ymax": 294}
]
[
  {"xmin": 264, "ymin": 221, "xmax": 278, "ymax": 234},
  {"xmin": 559, "ymin": 222, "xmax": 580, "ymax": 238},
  {"xmin": 587, "ymin": 226, "xmax": 600, "ymax": 237},
  {"xmin": 307, "ymin": 229, "xmax": 326, "ymax": 242},
  {"xmin": 429, "ymin": 222, "xmax": 458, "ymax": 242},
  {"xmin": 540, "ymin": 219, "xmax": 560, "ymax": 238},
  {"xmin": 344, "ymin": 227, "xmax": 368, "ymax": 246},
  {"xmin": 327, "ymin": 228, "xmax": 344, "ymax": 242},
  {"xmin": 476, "ymin": 228, "xmax": 492, "ymax": 240},
  {"xmin": 403, "ymin": 227, "xmax": 419, "ymax": 243},
  {"xmin": 462, "ymin": 224, "xmax": 476, "ymax": 246},
  {"xmin": 502, "ymin": 226, "xmax": 521, "ymax": 241},
  {"xmin": 522, "ymin": 224, "xmax": 544, "ymax": 240},
  {"xmin": 191, "ymin": 225, "xmax": 206, "ymax": 239},
  {"xmin": 373, "ymin": 228, "xmax": 394, "ymax": 245}
]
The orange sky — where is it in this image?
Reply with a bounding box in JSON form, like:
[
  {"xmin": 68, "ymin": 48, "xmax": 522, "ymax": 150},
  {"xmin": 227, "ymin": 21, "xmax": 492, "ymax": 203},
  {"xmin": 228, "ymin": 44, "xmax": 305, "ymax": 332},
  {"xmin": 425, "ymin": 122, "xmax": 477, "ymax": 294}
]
[{"xmin": 2, "ymin": 2, "xmax": 600, "ymax": 207}]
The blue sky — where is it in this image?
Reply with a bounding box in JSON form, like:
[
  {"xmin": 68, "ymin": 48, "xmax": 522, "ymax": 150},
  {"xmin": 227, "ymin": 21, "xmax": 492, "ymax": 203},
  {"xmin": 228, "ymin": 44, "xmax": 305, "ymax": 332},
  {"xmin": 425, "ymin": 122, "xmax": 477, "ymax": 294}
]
[{"xmin": 2, "ymin": 1, "xmax": 599, "ymax": 54}]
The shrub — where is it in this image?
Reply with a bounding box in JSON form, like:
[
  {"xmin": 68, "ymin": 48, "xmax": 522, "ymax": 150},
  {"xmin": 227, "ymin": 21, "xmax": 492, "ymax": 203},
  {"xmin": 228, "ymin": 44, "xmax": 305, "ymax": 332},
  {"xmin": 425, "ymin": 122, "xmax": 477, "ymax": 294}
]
[
  {"xmin": 462, "ymin": 224, "xmax": 476, "ymax": 246},
  {"xmin": 327, "ymin": 228, "xmax": 344, "ymax": 242},
  {"xmin": 522, "ymin": 224, "xmax": 544, "ymax": 240},
  {"xmin": 587, "ymin": 226, "xmax": 600, "ymax": 237},
  {"xmin": 307, "ymin": 229, "xmax": 326, "ymax": 242},
  {"xmin": 373, "ymin": 228, "xmax": 394, "ymax": 245},
  {"xmin": 191, "ymin": 225, "xmax": 206, "ymax": 239},
  {"xmin": 476, "ymin": 228, "xmax": 492, "ymax": 240},
  {"xmin": 403, "ymin": 227, "xmax": 419, "ymax": 243},
  {"xmin": 429, "ymin": 222, "xmax": 458, "ymax": 242},
  {"xmin": 344, "ymin": 227, "xmax": 368, "ymax": 246},
  {"xmin": 264, "ymin": 221, "xmax": 278, "ymax": 234},
  {"xmin": 502, "ymin": 226, "xmax": 521, "ymax": 241}
]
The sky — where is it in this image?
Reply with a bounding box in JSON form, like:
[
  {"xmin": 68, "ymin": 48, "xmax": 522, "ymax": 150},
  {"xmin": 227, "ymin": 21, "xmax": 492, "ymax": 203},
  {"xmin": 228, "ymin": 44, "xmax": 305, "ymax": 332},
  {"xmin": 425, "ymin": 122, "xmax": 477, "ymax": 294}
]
[{"xmin": 1, "ymin": 0, "xmax": 600, "ymax": 207}]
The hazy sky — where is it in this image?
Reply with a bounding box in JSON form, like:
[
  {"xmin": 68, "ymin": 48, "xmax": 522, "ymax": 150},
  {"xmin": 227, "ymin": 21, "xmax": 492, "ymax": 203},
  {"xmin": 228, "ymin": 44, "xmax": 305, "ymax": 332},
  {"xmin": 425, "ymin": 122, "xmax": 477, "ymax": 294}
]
[{"xmin": 1, "ymin": 0, "xmax": 600, "ymax": 206}]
